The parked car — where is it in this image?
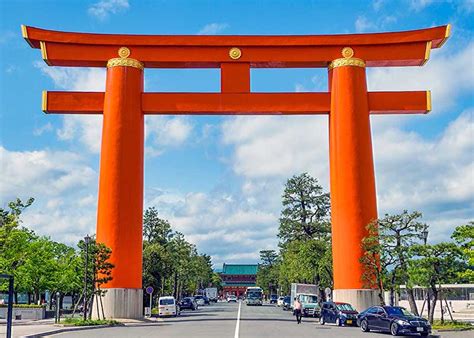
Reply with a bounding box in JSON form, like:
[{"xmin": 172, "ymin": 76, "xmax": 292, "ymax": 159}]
[
  {"xmin": 282, "ymin": 296, "xmax": 292, "ymax": 311},
  {"xmin": 227, "ymin": 295, "xmax": 237, "ymax": 302},
  {"xmin": 269, "ymin": 294, "xmax": 278, "ymax": 304},
  {"xmin": 194, "ymin": 295, "xmax": 205, "ymax": 306},
  {"xmin": 358, "ymin": 306, "xmax": 431, "ymax": 336},
  {"xmin": 179, "ymin": 297, "xmax": 198, "ymax": 311},
  {"xmin": 277, "ymin": 296, "xmax": 285, "ymax": 307},
  {"xmin": 158, "ymin": 296, "xmax": 179, "ymax": 317},
  {"xmin": 319, "ymin": 301, "xmax": 358, "ymax": 326},
  {"xmin": 203, "ymin": 296, "xmax": 210, "ymax": 305}
]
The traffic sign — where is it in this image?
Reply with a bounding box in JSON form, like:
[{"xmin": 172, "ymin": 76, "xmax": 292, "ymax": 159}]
[{"xmin": 146, "ymin": 286, "xmax": 154, "ymax": 294}]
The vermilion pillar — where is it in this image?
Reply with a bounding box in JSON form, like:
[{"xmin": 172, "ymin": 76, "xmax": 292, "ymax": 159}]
[
  {"xmin": 95, "ymin": 48, "xmax": 144, "ymax": 319},
  {"xmin": 329, "ymin": 49, "xmax": 379, "ymax": 310}
]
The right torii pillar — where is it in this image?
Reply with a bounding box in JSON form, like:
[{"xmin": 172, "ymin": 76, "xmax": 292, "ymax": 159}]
[{"xmin": 327, "ymin": 49, "xmax": 380, "ymax": 310}]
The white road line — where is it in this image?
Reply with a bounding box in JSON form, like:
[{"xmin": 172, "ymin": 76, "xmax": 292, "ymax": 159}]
[{"xmin": 234, "ymin": 300, "xmax": 242, "ymax": 338}]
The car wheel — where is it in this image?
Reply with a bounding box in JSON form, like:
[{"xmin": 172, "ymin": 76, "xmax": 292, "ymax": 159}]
[
  {"xmin": 319, "ymin": 316, "xmax": 325, "ymax": 325},
  {"xmin": 360, "ymin": 319, "xmax": 370, "ymax": 332},
  {"xmin": 336, "ymin": 317, "xmax": 341, "ymax": 326},
  {"xmin": 390, "ymin": 322, "xmax": 399, "ymax": 336}
]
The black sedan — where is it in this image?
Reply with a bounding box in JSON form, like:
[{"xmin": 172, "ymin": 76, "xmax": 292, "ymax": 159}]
[
  {"xmin": 179, "ymin": 297, "xmax": 198, "ymax": 311},
  {"xmin": 319, "ymin": 301, "xmax": 358, "ymax": 326},
  {"xmin": 358, "ymin": 306, "xmax": 431, "ymax": 336}
]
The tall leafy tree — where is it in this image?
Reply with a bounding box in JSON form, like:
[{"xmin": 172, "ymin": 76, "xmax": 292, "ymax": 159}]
[
  {"xmin": 409, "ymin": 242, "xmax": 465, "ymax": 323},
  {"xmin": 360, "ymin": 211, "xmax": 427, "ymax": 314},
  {"xmin": 277, "ymin": 173, "xmax": 332, "ymax": 300},
  {"xmin": 257, "ymin": 250, "xmax": 280, "ymax": 295},
  {"xmin": 451, "ymin": 222, "xmax": 474, "ymax": 282},
  {"xmin": 278, "ymin": 173, "xmax": 330, "ymax": 242}
]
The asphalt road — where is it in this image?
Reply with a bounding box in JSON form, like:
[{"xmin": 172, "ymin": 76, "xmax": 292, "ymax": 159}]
[{"xmin": 51, "ymin": 302, "xmax": 470, "ymax": 338}]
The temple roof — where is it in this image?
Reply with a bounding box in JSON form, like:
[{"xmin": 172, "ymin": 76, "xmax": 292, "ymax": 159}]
[{"xmin": 222, "ymin": 264, "xmax": 258, "ymax": 275}]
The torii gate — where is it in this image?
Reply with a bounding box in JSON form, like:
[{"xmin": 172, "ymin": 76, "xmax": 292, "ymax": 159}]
[{"xmin": 22, "ymin": 24, "xmax": 449, "ymax": 318}]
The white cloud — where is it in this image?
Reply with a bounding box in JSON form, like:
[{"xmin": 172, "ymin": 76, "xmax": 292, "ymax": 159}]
[
  {"xmin": 88, "ymin": 0, "xmax": 130, "ymax": 20},
  {"xmin": 0, "ymin": 146, "xmax": 98, "ymax": 244},
  {"xmin": 355, "ymin": 16, "xmax": 377, "ymax": 33},
  {"xmin": 409, "ymin": 0, "xmax": 434, "ymax": 11},
  {"xmin": 198, "ymin": 23, "xmax": 229, "ymax": 35},
  {"xmin": 33, "ymin": 122, "xmax": 53, "ymax": 136},
  {"xmin": 144, "ymin": 188, "xmax": 279, "ymax": 267},
  {"xmin": 368, "ymin": 42, "xmax": 474, "ymax": 113}
]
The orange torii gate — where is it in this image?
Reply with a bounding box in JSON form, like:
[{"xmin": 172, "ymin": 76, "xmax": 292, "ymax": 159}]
[{"xmin": 23, "ymin": 24, "xmax": 449, "ymax": 318}]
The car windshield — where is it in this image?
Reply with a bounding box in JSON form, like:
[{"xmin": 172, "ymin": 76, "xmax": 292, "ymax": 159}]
[
  {"xmin": 284, "ymin": 297, "xmax": 291, "ymax": 302},
  {"xmin": 386, "ymin": 307, "xmax": 414, "ymax": 316},
  {"xmin": 195, "ymin": 296, "xmax": 203, "ymax": 299},
  {"xmin": 248, "ymin": 291, "xmax": 262, "ymax": 299},
  {"xmin": 337, "ymin": 303, "xmax": 356, "ymax": 311},
  {"xmin": 160, "ymin": 299, "xmax": 174, "ymax": 305},
  {"xmin": 271, "ymin": 295, "xmax": 278, "ymax": 299},
  {"xmin": 300, "ymin": 295, "xmax": 318, "ymax": 303}
]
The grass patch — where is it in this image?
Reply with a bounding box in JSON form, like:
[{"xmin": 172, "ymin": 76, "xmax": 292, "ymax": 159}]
[
  {"xmin": 61, "ymin": 318, "xmax": 122, "ymax": 326},
  {"xmin": 432, "ymin": 320, "xmax": 473, "ymax": 331}
]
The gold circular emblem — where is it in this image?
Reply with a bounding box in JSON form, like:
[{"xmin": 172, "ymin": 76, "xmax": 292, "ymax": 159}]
[
  {"xmin": 342, "ymin": 47, "xmax": 354, "ymax": 58},
  {"xmin": 118, "ymin": 47, "xmax": 131, "ymax": 58},
  {"xmin": 229, "ymin": 47, "xmax": 242, "ymax": 60}
]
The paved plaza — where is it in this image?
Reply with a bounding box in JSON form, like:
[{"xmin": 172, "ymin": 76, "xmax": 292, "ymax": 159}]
[{"xmin": 2, "ymin": 302, "xmax": 471, "ymax": 338}]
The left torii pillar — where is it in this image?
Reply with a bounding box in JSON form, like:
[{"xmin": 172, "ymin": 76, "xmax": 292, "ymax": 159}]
[{"xmin": 95, "ymin": 48, "xmax": 144, "ymax": 319}]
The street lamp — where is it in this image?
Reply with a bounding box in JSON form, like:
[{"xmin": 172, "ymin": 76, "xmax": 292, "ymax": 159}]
[
  {"xmin": 83, "ymin": 234, "xmax": 91, "ymax": 321},
  {"xmin": 55, "ymin": 291, "xmax": 60, "ymax": 324},
  {"xmin": 421, "ymin": 228, "xmax": 429, "ymax": 245}
]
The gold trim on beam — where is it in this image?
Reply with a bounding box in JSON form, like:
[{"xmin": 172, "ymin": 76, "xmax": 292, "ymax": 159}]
[
  {"xmin": 42, "ymin": 91, "xmax": 48, "ymax": 113},
  {"xmin": 328, "ymin": 57, "xmax": 366, "ymax": 69},
  {"xmin": 107, "ymin": 57, "xmax": 144, "ymax": 70},
  {"xmin": 438, "ymin": 24, "xmax": 451, "ymax": 48},
  {"xmin": 421, "ymin": 41, "xmax": 432, "ymax": 66},
  {"xmin": 426, "ymin": 90, "xmax": 432, "ymax": 113},
  {"xmin": 40, "ymin": 41, "xmax": 51, "ymax": 66},
  {"xmin": 21, "ymin": 25, "xmax": 35, "ymax": 48}
]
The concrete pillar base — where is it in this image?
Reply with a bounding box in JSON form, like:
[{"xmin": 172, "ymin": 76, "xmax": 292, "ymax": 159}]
[
  {"xmin": 92, "ymin": 288, "xmax": 143, "ymax": 319},
  {"xmin": 333, "ymin": 289, "xmax": 379, "ymax": 313}
]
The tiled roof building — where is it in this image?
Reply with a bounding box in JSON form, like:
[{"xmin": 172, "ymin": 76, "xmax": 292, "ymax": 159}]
[{"xmin": 220, "ymin": 263, "xmax": 258, "ymax": 297}]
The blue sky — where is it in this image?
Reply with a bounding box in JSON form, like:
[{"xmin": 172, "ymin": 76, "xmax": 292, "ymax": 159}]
[{"xmin": 1, "ymin": 0, "xmax": 473, "ymax": 267}]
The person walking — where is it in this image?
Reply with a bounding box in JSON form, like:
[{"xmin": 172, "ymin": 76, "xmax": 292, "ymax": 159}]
[{"xmin": 293, "ymin": 297, "xmax": 302, "ymax": 324}]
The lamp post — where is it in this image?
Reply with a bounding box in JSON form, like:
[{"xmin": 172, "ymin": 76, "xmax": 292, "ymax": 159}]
[
  {"xmin": 55, "ymin": 291, "xmax": 60, "ymax": 324},
  {"xmin": 83, "ymin": 235, "xmax": 91, "ymax": 321},
  {"xmin": 421, "ymin": 228, "xmax": 429, "ymax": 245}
]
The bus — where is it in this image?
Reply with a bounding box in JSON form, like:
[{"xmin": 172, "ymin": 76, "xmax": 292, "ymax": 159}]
[{"xmin": 245, "ymin": 287, "xmax": 263, "ymax": 306}]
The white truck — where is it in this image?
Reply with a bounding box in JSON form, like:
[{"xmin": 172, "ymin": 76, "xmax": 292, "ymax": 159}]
[
  {"xmin": 205, "ymin": 287, "xmax": 218, "ymax": 303},
  {"xmin": 290, "ymin": 283, "xmax": 321, "ymax": 317}
]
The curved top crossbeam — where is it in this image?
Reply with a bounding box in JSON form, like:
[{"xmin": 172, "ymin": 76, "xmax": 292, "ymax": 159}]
[{"xmin": 22, "ymin": 25, "xmax": 450, "ymax": 68}]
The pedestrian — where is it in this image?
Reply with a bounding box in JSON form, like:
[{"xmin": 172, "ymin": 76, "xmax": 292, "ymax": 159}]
[{"xmin": 293, "ymin": 297, "xmax": 302, "ymax": 324}]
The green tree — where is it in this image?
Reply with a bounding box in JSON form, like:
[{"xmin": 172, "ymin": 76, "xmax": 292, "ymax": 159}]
[
  {"xmin": 360, "ymin": 211, "xmax": 427, "ymax": 314},
  {"xmin": 257, "ymin": 250, "xmax": 280, "ymax": 295},
  {"xmin": 278, "ymin": 173, "xmax": 330, "ymax": 242},
  {"xmin": 277, "ymin": 173, "xmax": 332, "ymax": 300},
  {"xmin": 409, "ymin": 242, "xmax": 465, "ymax": 323},
  {"xmin": 451, "ymin": 222, "xmax": 474, "ymax": 282}
]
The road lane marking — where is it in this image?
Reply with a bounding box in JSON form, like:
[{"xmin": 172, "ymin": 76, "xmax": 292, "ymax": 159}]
[{"xmin": 234, "ymin": 301, "xmax": 242, "ymax": 338}]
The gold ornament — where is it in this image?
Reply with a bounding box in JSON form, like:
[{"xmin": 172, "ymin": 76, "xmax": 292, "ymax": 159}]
[
  {"xmin": 342, "ymin": 47, "xmax": 354, "ymax": 58},
  {"xmin": 107, "ymin": 46, "xmax": 144, "ymax": 70},
  {"xmin": 229, "ymin": 47, "xmax": 242, "ymax": 60},
  {"xmin": 118, "ymin": 47, "xmax": 131, "ymax": 58}
]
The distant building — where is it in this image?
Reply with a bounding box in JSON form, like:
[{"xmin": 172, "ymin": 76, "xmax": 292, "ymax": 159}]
[{"xmin": 220, "ymin": 263, "xmax": 258, "ymax": 297}]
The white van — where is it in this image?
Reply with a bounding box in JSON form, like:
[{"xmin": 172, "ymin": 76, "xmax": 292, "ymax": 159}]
[{"xmin": 158, "ymin": 296, "xmax": 179, "ymax": 317}]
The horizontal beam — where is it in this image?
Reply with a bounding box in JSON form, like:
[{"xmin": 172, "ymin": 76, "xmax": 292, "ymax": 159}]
[
  {"xmin": 43, "ymin": 91, "xmax": 431, "ymax": 115},
  {"xmin": 23, "ymin": 25, "xmax": 450, "ymax": 48},
  {"xmin": 39, "ymin": 41, "xmax": 431, "ymax": 68},
  {"xmin": 23, "ymin": 25, "xmax": 449, "ymax": 68}
]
